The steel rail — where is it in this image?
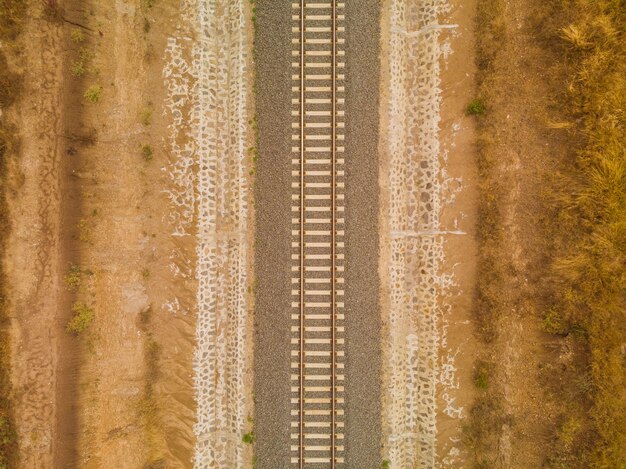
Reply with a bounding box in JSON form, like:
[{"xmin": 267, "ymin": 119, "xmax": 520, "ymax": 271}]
[
  {"xmin": 298, "ymin": 0, "xmax": 305, "ymax": 468},
  {"xmin": 330, "ymin": 0, "xmax": 337, "ymax": 466}
]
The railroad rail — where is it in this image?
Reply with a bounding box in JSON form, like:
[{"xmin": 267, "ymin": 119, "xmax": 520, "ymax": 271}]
[{"xmin": 291, "ymin": 1, "xmax": 345, "ymax": 467}]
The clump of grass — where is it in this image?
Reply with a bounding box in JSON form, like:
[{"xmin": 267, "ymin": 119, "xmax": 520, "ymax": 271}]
[
  {"xmin": 541, "ymin": 308, "xmax": 567, "ymax": 335},
  {"xmin": 84, "ymin": 85, "xmax": 102, "ymax": 103},
  {"xmin": 139, "ymin": 107, "xmax": 153, "ymax": 126},
  {"xmin": 70, "ymin": 60, "xmax": 85, "ymax": 77},
  {"xmin": 141, "ymin": 144, "xmax": 153, "ymax": 161},
  {"xmin": 466, "ymin": 98, "xmax": 486, "ymax": 116},
  {"xmin": 141, "ymin": 0, "xmax": 155, "ymax": 10},
  {"xmin": 67, "ymin": 301, "xmax": 94, "ymax": 334},
  {"xmin": 70, "ymin": 48, "xmax": 94, "ymax": 78},
  {"xmin": 70, "ymin": 28, "xmax": 84, "ymax": 43},
  {"xmin": 242, "ymin": 431, "xmax": 255, "ymax": 444},
  {"xmin": 381, "ymin": 460, "xmax": 391, "ymax": 469},
  {"xmin": 142, "ymin": 268, "xmax": 150, "ymax": 279},
  {"xmin": 64, "ymin": 263, "xmax": 81, "ymax": 291},
  {"xmin": 472, "ymin": 360, "xmax": 491, "ymax": 390},
  {"xmin": 77, "ymin": 218, "xmax": 90, "ymax": 242}
]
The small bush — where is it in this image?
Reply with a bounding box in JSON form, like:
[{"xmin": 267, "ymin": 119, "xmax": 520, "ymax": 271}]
[
  {"xmin": 381, "ymin": 460, "xmax": 391, "ymax": 469},
  {"xmin": 84, "ymin": 85, "xmax": 102, "ymax": 103},
  {"xmin": 542, "ymin": 308, "xmax": 568, "ymax": 335},
  {"xmin": 141, "ymin": 144, "xmax": 153, "ymax": 161},
  {"xmin": 466, "ymin": 98, "xmax": 486, "ymax": 116},
  {"xmin": 64, "ymin": 264, "xmax": 81, "ymax": 291},
  {"xmin": 139, "ymin": 107, "xmax": 152, "ymax": 125},
  {"xmin": 242, "ymin": 431, "xmax": 255, "ymax": 444},
  {"xmin": 77, "ymin": 218, "xmax": 90, "ymax": 242},
  {"xmin": 70, "ymin": 29, "xmax": 84, "ymax": 42},
  {"xmin": 67, "ymin": 302, "xmax": 94, "ymax": 334},
  {"xmin": 473, "ymin": 360, "xmax": 491, "ymax": 390},
  {"xmin": 70, "ymin": 60, "xmax": 85, "ymax": 77}
]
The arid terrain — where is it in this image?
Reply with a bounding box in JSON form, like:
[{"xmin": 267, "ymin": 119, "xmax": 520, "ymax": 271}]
[{"xmin": 0, "ymin": 0, "xmax": 623, "ymax": 468}]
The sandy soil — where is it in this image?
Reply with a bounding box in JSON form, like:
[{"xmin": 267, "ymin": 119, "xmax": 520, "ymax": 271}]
[
  {"xmin": 436, "ymin": 0, "xmax": 480, "ymax": 464},
  {"xmin": 6, "ymin": 1, "xmax": 199, "ymax": 466}
]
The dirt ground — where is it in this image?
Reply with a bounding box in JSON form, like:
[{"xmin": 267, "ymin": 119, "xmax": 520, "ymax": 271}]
[
  {"xmin": 6, "ymin": 1, "xmax": 197, "ymax": 467},
  {"xmin": 470, "ymin": 0, "xmax": 574, "ymax": 466}
]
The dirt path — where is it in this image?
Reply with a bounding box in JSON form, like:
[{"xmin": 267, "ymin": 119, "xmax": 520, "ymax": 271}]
[
  {"xmin": 475, "ymin": 0, "xmax": 572, "ymax": 465},
  {"xmin": 6, "ymin": 3, "xmax": 74, "ymax": 466}
]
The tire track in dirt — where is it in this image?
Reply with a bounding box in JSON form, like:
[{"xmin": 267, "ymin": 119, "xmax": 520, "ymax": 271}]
[{"xmin": 7, "ymin": 5, "xmax": 66, "ymax": 468}]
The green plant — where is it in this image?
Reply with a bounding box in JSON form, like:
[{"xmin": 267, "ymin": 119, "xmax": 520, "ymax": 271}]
[
  {"xmin": 541, "ymin": 308, "xmax": 567, "ymax": 335},
  {"xmin": 70, "ymin": 28, "xmax": 84, "ymax": 42},
  {"xmin": 382, "ymin": 460, "xmax": 391, "ymax": 469},
  {"xmin": 473, "ymin": 360, "xmax": 491, "ymax": 390},
  {"xmin": 139, "ymin": 107, "xmax": 152, "ymax": 125},
  {"xmin": 70, "ymin": 60, "xmax": 85, "ymax": 77},
  {"xmin": 141, "ymin": 144, "xmax": 153, "ymax": 161},
  {"xmin": 77, "ymin": 218, "xmax": 90, "ymax": 242},
  {"xmin": 64, "ymin": 263, "xmax": 81, "ymax": 291},
  {"xmin": 466, "ymin": 98, "xmax": 486, "ymax": 116},
  {"xmin": 242, "ymin": 431, "xmax": 255, "ymax": 444},
  {"xmin": 84, "ymin": 85, "xmax": 102, "ymax": 103},
  {"xmin": 142, "ymin": 268, "xmax": 150, "ymax": 279},
  {"xmin": 67, "ymin": 302, "xmax": 94, "ymax": 334}
]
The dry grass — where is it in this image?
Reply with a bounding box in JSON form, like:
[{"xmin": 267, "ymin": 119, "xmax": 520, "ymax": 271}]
[
  {"xmin": 470, "ymin": 0, "xmax": 626, "ymax": 466},
  {"xmin": 543, "ymin": 1, "xmax": 626, "ymax": 465}
]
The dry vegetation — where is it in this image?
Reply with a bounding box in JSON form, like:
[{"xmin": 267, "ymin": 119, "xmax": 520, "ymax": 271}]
[
  {"xmin": 468, "ymin": 0, "xmax": 625, "ymax": 467},
  {"xmin": 0, "ymin": 1, "xmax": 26, "ymax": 466}
]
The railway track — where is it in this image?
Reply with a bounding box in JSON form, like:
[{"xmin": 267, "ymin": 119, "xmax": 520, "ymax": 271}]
[{"xmin": 290, "ymin": 1, "xmax": 345, "ymax": 467}]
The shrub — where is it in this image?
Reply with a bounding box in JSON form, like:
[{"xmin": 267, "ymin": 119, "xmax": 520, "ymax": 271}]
[
  {"xmin": 141, "ymin": 144, "xmax": 153, "ymax": 161},
  {"xmin": 139, "ymin": 107, "xmax": 152, "ymax": 125},
  {"xmin": 84, "ymin": 85, "xmax": 102, "ymax": 103},
  {"xmin": 77, "ymin": 218, "xmax": 90, "ymax": 242},
  {"xmin": 70, "ymin": 28, "xmax": 84, "ymax": 42},
  {"xmin": 70, "ymin": 60, "xmax": 85, "ymax": 77},
  {"xmin": 541, "ymin": 308, "xmax": 567, "ymax": 335},
  {"xmin": 242, "ymin": 431, "xmax": 255, "ymax": 444},
  {"xmin": 63, "ymin": 264, "xmax": 81, "ymax": 291},
  {"xmin": 381, "ymin": 460, "xmax": 391, "ymax": 469},
  {"xmin": 466, "ymin": 98, "xmax": 486, "ymax": 116},
  {"xmin": 473, "ymin": 360, "xmax": 491, "ymax": 390},
  {"xmin": 67, "ymin": 302, "xmax": 94, "ymax": 334}
]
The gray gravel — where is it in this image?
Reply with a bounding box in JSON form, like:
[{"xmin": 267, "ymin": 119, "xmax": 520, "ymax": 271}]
[
  {"xmin": 343, "ymin": 1, "xmax": 382, "ymax": 467},
  {"xmin": 254, "ymin": 1, "xmax": 381, "ymax": 467}
]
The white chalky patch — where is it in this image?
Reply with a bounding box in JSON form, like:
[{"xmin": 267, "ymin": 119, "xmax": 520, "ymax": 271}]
[
  {"xmin": 383, "ymin": 0, "xmax": 464, "ymax": 467},
  {"xmin": 163, "ymin": 0, "xmax": 251, "ymax": 467}
]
